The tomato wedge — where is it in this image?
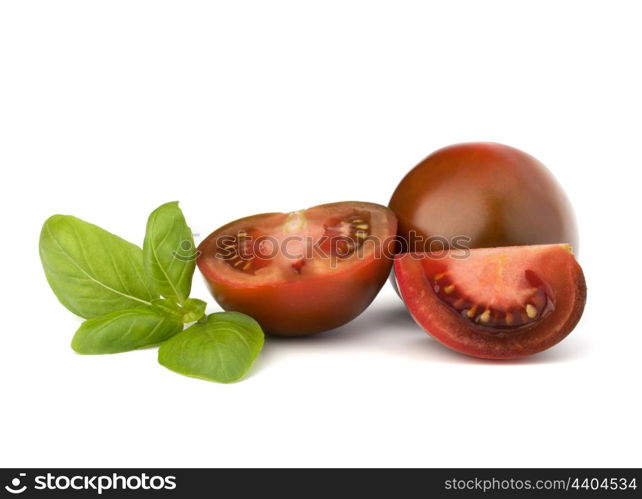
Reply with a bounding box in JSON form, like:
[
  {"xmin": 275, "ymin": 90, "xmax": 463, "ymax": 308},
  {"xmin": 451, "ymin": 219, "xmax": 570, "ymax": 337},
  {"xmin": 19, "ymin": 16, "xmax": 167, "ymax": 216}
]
[
  {"xmin": 394, "ymin": 244, "xmax": 586, "ymax": 359},
  {"xmin": 197, "ymin": 201, "xmax": 397, "ymax": 336}
]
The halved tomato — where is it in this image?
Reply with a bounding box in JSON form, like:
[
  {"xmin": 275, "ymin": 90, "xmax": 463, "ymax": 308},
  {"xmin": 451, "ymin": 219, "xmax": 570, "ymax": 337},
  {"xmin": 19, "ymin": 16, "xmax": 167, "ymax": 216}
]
[
  {"xmin": 197, "ymin": 201, "xmax": 397, "ymax": 336},
  {"xmin": 395, "ymin": 244, "xmax": 586, "ymax": 359}
]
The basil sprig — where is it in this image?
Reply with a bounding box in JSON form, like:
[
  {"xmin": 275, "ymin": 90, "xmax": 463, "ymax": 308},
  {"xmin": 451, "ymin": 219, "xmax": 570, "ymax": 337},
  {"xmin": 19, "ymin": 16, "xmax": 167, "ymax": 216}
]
[{"xmin": 39, "ymin": 202, "xmax": 264, "ymax": 383}]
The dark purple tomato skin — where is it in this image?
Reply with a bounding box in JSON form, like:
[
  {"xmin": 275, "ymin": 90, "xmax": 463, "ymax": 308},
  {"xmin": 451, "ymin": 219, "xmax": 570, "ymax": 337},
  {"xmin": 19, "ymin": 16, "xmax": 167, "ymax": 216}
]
[{"xmin": 389, "ymin": 142, "xmax": 578, "ymax": 253}]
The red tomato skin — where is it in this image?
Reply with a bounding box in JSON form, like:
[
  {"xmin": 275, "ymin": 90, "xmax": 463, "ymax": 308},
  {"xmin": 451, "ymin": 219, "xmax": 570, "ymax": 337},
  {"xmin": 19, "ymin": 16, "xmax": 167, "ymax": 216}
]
[
  {"xmin": 203, "ymin": 257, "xmax": 392, "ymax": 335},
  {"xmin": 389, "ymin": 142, "xmax": 579, "ymax": 252}
]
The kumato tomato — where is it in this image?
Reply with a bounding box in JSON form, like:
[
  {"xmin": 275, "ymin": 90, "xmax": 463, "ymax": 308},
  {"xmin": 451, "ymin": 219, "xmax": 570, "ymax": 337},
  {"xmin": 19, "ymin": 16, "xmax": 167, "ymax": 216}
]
[
  {"xmin": 394, "ymin": 244, "xmax": 586, "ymax": 359},
  {"xmin": 389, "ymin": 143, "xmax": 578, "ymax": 252},
  {"xmin": 197, "ymin": 202, "xmax": 397, "ymax": 336}
]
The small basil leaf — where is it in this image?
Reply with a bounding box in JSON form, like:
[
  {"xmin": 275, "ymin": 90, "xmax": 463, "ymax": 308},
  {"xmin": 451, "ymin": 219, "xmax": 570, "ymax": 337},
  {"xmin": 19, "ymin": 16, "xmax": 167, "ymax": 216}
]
[
  {"xmin": 143, "ymin": 201, "xmax": 197, "ymax": 305},
  {"xmin": 72, "ymin": 308, "xmax": 183, "ymax": 354},
  {"xmin": 151, "ymin": 298, "xmax": 184, "ymax": 320},
  {"xmin": 158, "ymin": 312, "xmax": 264, "ymax": 383},
  {"xmin": 151, "ymin": 298, "xmax": 207, "ymax": 323},
  {"xmin": 181, "ymin": 298, "xmax": 207, "ymax": 323},
  {"xmin": 39, "ymin": 215, "xmax": 159, "ymax": 318}
]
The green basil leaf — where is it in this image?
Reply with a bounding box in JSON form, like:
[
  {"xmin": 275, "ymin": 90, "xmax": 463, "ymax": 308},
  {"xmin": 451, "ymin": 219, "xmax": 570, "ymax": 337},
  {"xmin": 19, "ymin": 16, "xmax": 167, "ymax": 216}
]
[
  {"xmin": 150, "ymin": 298, "xmax": 183, "ymax": 320},
  {"xmin": 158, "ymin": 312, "xmax": 264, "ymax": 383},
  {"xmin": 72, "ymin": 308, "xmax": 183, "ymax": 354},
  {"xmin": 151, "ymin": 297, "xmax": 207, "ymax": 323},
  {"xmin": 180, "ymin": 298, "xmax": 208, "ymax": 322},
  {"xmin": 39, "ymin": 215, "xmax": 159, "ymax": 318},
  {"xmin": 143, "ymin": 201, "xmax": 196, "ymax": 305}
]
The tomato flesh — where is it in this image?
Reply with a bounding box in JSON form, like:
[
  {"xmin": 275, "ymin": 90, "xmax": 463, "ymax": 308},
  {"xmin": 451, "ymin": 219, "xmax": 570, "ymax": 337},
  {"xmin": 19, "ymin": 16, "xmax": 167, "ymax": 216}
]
[
  {"xmin": 422, "ymin": 248, "xmax": 552, "ymax": 330},
  {"xmin": 197, "ymin": 201, "xmax": 397, "ymax": 336},
  {"xmin": 395, "ymin": 244, "xmax": 586, "ymax": 359}
]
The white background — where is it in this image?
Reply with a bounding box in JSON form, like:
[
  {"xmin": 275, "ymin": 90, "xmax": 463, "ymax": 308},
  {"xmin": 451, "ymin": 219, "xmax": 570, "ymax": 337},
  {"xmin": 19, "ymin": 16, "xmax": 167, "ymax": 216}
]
[{"xmin": 1, "ymin": 1, "xmax": 640, "ymax": 468}]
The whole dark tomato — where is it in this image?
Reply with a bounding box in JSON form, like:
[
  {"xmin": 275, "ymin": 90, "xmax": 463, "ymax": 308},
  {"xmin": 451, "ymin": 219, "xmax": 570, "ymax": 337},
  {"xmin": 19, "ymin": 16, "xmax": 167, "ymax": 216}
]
[
  {"xmin": 197, "ymin": 201, "xmax": 397, "ymax": 336},
  {"xmin": 389, "ymin": 142, "xmax": 578, "ymax": 252}
]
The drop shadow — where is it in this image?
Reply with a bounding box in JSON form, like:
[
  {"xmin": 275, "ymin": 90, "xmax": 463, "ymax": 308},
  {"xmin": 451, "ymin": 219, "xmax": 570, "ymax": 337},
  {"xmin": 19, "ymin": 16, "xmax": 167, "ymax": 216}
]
[{"xmin": 255, "ymin": 298, "xmax": 590, "ymax": 368}]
